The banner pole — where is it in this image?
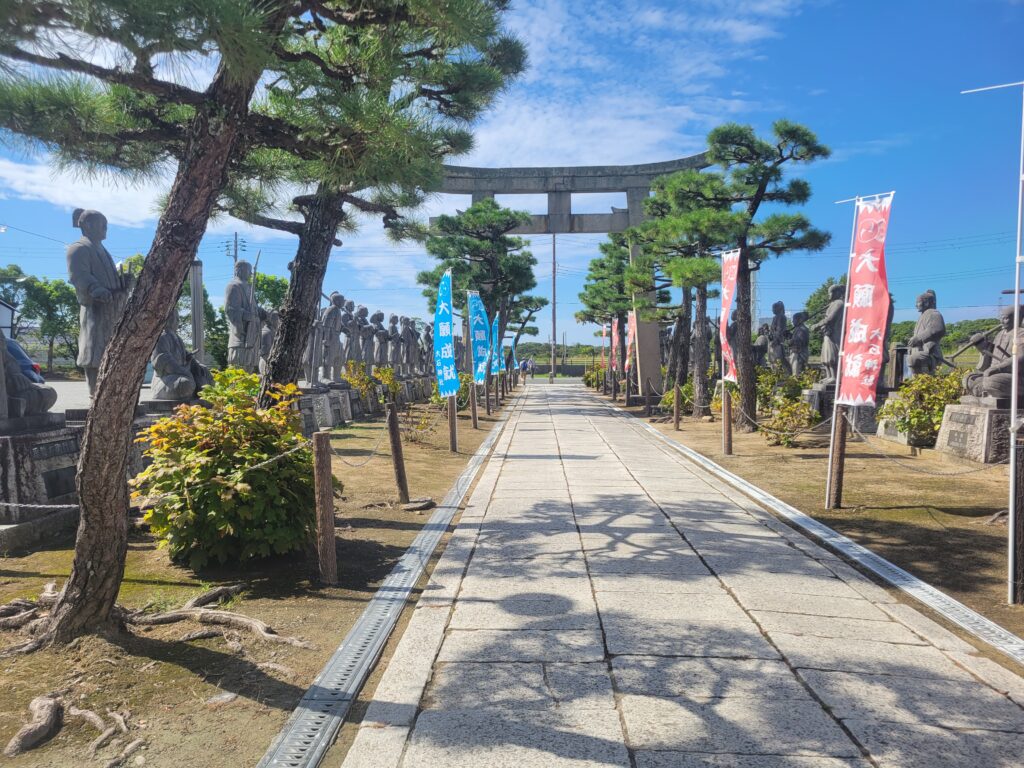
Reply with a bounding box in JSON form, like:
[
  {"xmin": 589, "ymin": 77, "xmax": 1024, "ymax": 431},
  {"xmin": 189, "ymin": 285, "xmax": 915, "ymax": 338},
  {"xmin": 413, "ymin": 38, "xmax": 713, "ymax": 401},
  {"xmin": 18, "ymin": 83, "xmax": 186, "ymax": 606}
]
[
  {"xmin": 722, "ymin": 353, "xmax": 732, "ymax": 455},
  {"xmin": 447, "ymin": 394, "xmax": 458, "ymax": 453},
  {"xmin": 825, "ymin": 198, "xmax": 861, "ymax": 509}
]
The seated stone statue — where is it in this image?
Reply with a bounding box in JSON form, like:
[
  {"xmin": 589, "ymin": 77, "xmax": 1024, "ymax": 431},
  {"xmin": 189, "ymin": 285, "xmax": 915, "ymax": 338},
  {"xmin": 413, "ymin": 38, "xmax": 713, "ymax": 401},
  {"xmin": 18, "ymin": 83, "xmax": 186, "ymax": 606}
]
[
  {"xmin": 151, "ymin": 311, "xmax": 212, "ymax": 401},
  {"xmin": 908, "ymin": 290, "xmax": 946, "ymax": 376},
  {"xmin": 963, "ymin": 305, "xmax": 1024, "ymax": 400},
  {"xmin": 1, "ymin": 329, "xmax": 57, "ymax": 417}
]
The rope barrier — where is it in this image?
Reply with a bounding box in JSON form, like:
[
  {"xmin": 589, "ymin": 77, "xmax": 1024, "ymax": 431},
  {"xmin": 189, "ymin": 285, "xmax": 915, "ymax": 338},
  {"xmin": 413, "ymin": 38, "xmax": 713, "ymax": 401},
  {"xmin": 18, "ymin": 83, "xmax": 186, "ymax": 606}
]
[
  {"xmin": 733, "ymin": 402, "xmax": 833, "ymax": 439},
  {"xmin": 330, "ymin": 421, "xmax": 390, "ymax": 467},
  {"xmin": 0, "ymin": 439, "xmax": 315, "ymax": 512},
  {"xmin": 845, "ymin": 415, "xmax": 1010, "ymax": 477}
]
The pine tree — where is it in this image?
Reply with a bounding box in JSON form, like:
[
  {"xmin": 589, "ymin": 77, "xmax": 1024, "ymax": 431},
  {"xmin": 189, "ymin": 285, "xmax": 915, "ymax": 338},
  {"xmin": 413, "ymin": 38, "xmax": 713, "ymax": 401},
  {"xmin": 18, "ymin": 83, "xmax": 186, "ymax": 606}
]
[
  {"xmin": 664, "ymin": 122, "xmax": 831, "ymax": 431},
  {"xmin": 577, "ymin": 235, "xmax": 634, "ymax": 375}
]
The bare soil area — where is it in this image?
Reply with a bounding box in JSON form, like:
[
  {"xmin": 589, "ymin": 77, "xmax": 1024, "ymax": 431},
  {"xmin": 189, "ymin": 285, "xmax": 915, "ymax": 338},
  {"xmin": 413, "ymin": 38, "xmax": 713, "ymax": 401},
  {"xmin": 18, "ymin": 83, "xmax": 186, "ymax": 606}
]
[{"xmin": 0, "ymin": 399, "xmax": 505, "ymax": 767}]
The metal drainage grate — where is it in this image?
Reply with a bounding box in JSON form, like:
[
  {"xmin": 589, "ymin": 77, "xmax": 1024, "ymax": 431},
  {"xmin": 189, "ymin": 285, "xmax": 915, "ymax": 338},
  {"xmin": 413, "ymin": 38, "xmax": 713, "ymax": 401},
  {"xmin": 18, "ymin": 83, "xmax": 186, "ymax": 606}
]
[
  {"xmin": 599, "ymin": 394, "xmax": 1024, "ymax": 666},
  {"xmin": 256, "ymin": 395, "xmax": 519, "ymax": 768}
]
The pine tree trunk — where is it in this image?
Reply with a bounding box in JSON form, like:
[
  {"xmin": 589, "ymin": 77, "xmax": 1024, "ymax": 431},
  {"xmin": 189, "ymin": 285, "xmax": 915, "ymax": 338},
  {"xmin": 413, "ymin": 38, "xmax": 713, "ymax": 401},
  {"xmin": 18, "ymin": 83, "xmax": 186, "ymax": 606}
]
[
  {"xmin": 665, "ymin": 316, "xmax": 681, "ymax": 393},
  {"xmin": 258, "ymin": 187, "xmax": 344, "ymax": 408},
  {"xmin": 693, "ymin": 285, "xmax": 711, "ymax": 418},
  {"xmin": 734, "ymin": 253, "xmax": 756, "ymax": 432},
  {"xmin": 44, "ymin": 60, "xmax": 268, "ymax": 645}
]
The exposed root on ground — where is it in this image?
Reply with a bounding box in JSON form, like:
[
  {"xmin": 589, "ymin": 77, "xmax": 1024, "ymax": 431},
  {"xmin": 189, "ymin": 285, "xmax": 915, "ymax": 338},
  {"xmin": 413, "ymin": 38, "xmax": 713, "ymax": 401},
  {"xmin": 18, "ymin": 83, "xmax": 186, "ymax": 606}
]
[
  {"xmin": 1, "ymin": 583, "xmax": 313, "ymax": 656},
  {"xmin": 3, "ymin": 693, "xmax": 62, "ymax": 756}
]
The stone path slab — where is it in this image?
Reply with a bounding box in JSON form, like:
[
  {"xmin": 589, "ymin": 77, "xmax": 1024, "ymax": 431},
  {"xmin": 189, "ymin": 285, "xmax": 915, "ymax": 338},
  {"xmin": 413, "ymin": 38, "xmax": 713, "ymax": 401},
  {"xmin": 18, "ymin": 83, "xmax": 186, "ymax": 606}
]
[{"xmin": 341, "ymin": 381, "xmax": 1024, "ymax": 768}]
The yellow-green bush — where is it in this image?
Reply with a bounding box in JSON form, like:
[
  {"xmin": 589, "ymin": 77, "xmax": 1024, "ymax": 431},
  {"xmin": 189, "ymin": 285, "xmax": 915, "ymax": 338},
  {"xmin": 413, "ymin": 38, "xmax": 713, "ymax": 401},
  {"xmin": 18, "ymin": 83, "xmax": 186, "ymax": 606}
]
[{"xmin": 132, "ymin": 368, "xmax": 315, "ymax": 569}]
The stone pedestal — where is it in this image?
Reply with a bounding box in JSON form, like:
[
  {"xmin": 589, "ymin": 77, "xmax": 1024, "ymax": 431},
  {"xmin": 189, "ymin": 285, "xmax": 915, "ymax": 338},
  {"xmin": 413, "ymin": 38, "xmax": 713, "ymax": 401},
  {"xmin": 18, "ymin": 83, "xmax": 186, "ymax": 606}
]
[
  {"xmin": 296, "ymin": 394, "xmax": 319, "ymax": 437},
  {"xmin": 327, "ymin": 390, "xmax": 352, "ymax": 425},
  {"xmin": 802, "ymin": 383, "xmax": 834, "ymax": 419},
  {"xmin": 935, "ymin": 401, "xmax": 1011, "ymax": 464}
]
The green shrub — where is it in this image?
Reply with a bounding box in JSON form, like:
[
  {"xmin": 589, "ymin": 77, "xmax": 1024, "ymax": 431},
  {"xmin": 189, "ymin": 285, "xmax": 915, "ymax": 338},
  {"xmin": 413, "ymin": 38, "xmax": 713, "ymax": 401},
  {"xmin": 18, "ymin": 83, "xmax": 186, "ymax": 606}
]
[
  {"xmin": 762, "ymin": 399, "xmax": 820, "ymax": 447},
  {"xmin": 375, "ymin": 366, "xmax": 401, "ymax": 402},
  {"xmin": 132, "ymin": 368, "xmax": 316, "ymax": 569},
  {"xmin": 343, "ymin": 361, "xmax": 376, "ymax": 400},
  {"xmin": 583, "ymin": 364, "xmax": 605, "ymax": 388},
  {"xmin": 878, "ymin": 371, "xmax": 962, "ymax": 446},
  {"xmin": 660, "ymin": 379, "xmax": 695, "ymax": 413}
]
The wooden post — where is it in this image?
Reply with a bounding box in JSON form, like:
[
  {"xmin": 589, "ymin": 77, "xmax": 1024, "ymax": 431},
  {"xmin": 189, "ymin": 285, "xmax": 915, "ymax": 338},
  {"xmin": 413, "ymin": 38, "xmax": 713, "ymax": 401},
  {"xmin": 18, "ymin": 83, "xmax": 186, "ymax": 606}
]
[
  {"xmin": 722, "ymin": 387, "xmax": 733, "ymax": 456},
  {"xmin": 1013, "ymin": 435, "xmax": 1024, "ymax": 603},
  {"xmin": 470, "ymin": 382, "xmax": 479, "ymax": 429},
  {"xmin": 313, "ymin": 431, "xmax": 337, "ymax": 585},
  {"xmin": 825, "ymin": 404, "xmax": 848, "ymax": 509},
  {"xmin": 485, "ymin": 372, "xmax": 492, "ymax": 415},
  {"xmin": 447, "ymin": 394, "xmax": 458, "ymax": 453},
  {"xmin": 385, "ymin": 401, "xmax": 410, "ymax": 503},
  {"xmin": 673, "ymin": 382, "xmax": 681, "ymax": 431}
]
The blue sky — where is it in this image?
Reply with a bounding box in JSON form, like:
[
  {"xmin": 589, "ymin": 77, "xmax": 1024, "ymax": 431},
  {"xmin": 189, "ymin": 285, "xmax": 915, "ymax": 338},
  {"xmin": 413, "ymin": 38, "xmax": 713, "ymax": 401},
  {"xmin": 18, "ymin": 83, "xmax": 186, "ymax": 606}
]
[{"xmin": 0, "ymin": 0, "xmax": 1022, "ymax": 344}]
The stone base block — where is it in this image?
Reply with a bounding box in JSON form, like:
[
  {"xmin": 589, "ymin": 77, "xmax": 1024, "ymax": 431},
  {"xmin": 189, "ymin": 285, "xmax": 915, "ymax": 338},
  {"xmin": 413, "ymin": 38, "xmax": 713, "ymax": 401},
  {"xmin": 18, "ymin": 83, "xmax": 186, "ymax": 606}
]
[
  {"xmin": 935, "ymin": 404, "xmax": 1010, "ymax": 464},
  {"xmin": 328, "ymin": 390, "xmax": 352, "ymax": 425},
  {"xmin": 0, "ymin": 426, "xmax": 82, "ymax": 524}
]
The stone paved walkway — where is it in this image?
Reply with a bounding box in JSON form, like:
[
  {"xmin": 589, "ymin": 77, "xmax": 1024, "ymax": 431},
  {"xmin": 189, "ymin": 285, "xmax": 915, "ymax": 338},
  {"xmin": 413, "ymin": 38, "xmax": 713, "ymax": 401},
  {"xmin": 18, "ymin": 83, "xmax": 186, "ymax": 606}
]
[{"xmin": 341, "ymin": 381, "xmax": 1024, "ymax": 768}]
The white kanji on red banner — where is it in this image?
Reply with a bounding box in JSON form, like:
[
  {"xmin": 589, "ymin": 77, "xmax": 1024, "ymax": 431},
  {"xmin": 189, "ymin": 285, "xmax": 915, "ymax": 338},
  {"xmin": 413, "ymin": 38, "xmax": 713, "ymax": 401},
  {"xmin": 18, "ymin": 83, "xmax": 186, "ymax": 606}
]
[
  {"xmin": 625, "ymin": 311, "xmax": 637, "ymax": 371},
  {"xmin": 719, "ymin": 249, "xmax": 741, "ymax": 383},
  {"xmin": 610, "ymin": 317, "xmax": 620, "ymax": 372},
  {"xmin": 836, "ymin": 193, "xmax": 894, "ymax": 406}
]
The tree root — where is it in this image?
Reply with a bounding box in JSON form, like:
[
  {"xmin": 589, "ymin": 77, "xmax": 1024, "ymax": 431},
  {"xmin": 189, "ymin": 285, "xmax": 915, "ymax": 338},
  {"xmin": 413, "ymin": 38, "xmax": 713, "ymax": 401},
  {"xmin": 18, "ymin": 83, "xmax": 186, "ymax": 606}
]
[
  {"xmin": 128, "ymin": 608, "xmax": 312, "ymax": 648},
  {"xmin": 3, "ymin": 693, "xmax": 62, "ymax": 757},
  {"xmin": 2, "ymin": 583, "xmax": 313, "ymax": 654},
  {"xmin": 104, "ymin": 738, "xmax": 144, "ymax": 768},
  {"xmin": 66, "ymin": 705, "xmax": 106, "ymax": 732},
  {"xmin": 90, "ymin": 726, "xmax": 117, "ymax": 756}
]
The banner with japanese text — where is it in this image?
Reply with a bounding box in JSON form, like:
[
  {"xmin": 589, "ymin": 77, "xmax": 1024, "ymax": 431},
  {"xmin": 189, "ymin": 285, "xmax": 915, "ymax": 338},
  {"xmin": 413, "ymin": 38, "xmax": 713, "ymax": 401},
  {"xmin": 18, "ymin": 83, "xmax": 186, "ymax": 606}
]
[
  {"xmin": 601, "ymin": 324, "xmax": 607, "ymax": 368},
  {"xmin": 490, "ymin": 315, "xmax": 501, "ymax": 374},
  {"xmin": 610, "ymin": 318, "xmax": 620, "ymax": 371},
  {"xmin": 467, "ymin": 291, "xmax": 490, "ymax": 385},
  {"xmin": 836, "ymin": 193, "xmax": 894, "ymax": 406},
  {"xmin": 433, "ymin": 270, "xmax": 459, "ymax": 397},
  {"xmin": 512, "ymin": 343, "xmax": 519, "ymax": 370},
  {"xmin": 500, "ymin": 345, "xmax": 508, "ymax": 371},
  {"xmin": 719, "ymin": 248, "xmax": 740, "ymax": 383},
  {"xmin": 625, "ymin": 311, "xmax": 637, "ymax": 371}
]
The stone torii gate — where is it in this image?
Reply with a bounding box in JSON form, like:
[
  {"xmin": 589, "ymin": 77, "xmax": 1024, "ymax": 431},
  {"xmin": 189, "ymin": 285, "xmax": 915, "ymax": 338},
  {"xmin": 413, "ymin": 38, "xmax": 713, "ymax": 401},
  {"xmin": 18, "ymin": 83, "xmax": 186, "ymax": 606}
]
[{"xmin": 438, "ymin": 153, "xmax": 707, "ymax": 397}]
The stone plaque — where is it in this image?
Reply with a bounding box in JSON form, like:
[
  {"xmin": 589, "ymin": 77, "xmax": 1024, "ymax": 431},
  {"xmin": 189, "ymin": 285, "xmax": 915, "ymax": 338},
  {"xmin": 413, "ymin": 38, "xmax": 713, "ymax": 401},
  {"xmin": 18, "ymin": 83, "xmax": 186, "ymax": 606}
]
[{"xmin": 935, "ymin": 404, "xmax": 1010, "ymax": 464}]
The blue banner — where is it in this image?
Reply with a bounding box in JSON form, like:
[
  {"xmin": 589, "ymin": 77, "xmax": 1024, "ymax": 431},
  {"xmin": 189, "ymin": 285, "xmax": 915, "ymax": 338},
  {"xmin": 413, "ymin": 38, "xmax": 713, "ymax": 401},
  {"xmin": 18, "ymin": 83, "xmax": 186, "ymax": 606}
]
[
  {"xmin": 500, "ymin": 344, "xmax": 507, "ymax": 372},
  {"xmin": 490, "ymin": 316, "xmax": 501, "ymax": 374},
  {"xmin": 467, "ymin": 291, "xmax": 490, "ymax": 385},
  {"xmin": 433, "ymin": 271, "xmax": 459, "ymax": 397},
  {"xmin": 512, "ymin": 343, "xmax": 519, "ymax": 370}
]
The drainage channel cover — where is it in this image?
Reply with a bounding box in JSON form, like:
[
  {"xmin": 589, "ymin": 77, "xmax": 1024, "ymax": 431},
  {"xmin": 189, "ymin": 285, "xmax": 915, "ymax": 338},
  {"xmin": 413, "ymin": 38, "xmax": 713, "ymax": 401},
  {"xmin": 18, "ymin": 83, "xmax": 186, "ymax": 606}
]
[{"xmin": 256, "ymin": 398, "xmax": 514, "ymax": 768}]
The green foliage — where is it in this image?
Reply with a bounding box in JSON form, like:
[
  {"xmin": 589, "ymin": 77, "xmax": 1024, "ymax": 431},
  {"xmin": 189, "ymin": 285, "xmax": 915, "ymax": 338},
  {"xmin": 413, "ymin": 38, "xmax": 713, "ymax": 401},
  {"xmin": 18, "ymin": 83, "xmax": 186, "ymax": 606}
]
[
  {"xmin": 0, "ymin": 264, "xmax": 28, "ymax": 336},
  {"xmin": 878, "ymin": 372, "xmax": 963, "ymax": 446},
  {"xmin": 659, "ymin": 379, "xmax": 695, "ymax": 413},
  {"xmin": 132, "ymin": 369, "xmax": 315, "ymax": 570},
  {"xmin": 457, "ymin": 371, "xmax": 474, "ymax": 403},
  {"xmin": 583, "ymin": 364, "xmax": 605, "ymax": 388},
  {"xmin": 889, "ymin": 320, "xmax": 915, "ymax": 348},
  {"xmin": 254, "ymin": 272, "xmax": 289, "ymax": 310},
  {"xmin": 343, "ymin": 361, "xmax": 376, "ymax": 401},
  {"xmin": 375, "ymin": 366, "xmax": 401, "ymax": 401},
  {"xmin": 762, "ymin": 400, "xmax": 820, "ymax": 448},
  {"xmin": 577, "ymin": 235, "xmax": 634, "ymax": 326},
  {"xmin": 19, "ymin": 276, "xmax": 79, "ymax": 369}
]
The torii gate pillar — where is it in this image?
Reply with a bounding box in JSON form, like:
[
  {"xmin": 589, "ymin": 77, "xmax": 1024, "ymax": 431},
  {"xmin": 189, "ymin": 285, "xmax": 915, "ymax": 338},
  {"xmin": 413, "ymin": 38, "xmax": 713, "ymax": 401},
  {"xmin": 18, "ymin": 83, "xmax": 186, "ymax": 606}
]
[{"xmin": 626, "ymin": 187, "xmax": 662, "ymax": 398}]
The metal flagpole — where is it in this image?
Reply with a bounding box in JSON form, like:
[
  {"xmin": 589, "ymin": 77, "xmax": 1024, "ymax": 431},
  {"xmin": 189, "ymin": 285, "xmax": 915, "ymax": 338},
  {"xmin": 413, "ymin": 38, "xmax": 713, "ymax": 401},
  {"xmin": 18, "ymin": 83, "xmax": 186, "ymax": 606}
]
[
  {"xmin": 962, "ymin": 80, "xmax": 1024, "ymax": 603},
  {"xmin": 550, "ymin": 233, "xmax": 557, "ymax": 383}
]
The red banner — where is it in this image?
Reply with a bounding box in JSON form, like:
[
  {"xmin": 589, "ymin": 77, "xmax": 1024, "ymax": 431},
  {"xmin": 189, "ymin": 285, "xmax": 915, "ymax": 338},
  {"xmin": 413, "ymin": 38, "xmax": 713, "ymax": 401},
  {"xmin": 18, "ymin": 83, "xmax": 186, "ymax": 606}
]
[
  {"xmin": 836, "ymin": 193, "xmax": 894, "ymax": 406},
  {"xmin": 610, "ymin": 318, "xmax": 620, "ymax": 371},
  {"xmin": 601, "ymin": 324, "xmax": 607, "ymax": 368},
  {"xmin": 625, "ymin": 311, "xmax": 637, "ymax": 371},
  {"xmin": 719, "ymin": 248, "xmax": 740, "ymax": 383}
]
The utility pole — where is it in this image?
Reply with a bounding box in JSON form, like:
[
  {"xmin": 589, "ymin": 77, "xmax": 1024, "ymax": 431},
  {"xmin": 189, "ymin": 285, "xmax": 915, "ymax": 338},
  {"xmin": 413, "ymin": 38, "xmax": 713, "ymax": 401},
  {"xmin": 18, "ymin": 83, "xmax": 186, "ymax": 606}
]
[
  {"xmin": 550, "ymin": 233, "xmax": 557, "ymax": 382},
  {"xmin": 962, "ymin": 79, "xmax": 1024, "ymax": 604}
]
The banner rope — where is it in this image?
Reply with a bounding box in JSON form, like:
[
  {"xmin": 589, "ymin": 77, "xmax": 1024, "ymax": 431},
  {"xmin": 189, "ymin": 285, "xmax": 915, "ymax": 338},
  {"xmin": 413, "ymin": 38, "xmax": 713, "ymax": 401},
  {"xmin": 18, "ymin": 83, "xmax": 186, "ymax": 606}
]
[{"xmin": 330, "ymin": 421, "xmax": 390, "ymax": 467}]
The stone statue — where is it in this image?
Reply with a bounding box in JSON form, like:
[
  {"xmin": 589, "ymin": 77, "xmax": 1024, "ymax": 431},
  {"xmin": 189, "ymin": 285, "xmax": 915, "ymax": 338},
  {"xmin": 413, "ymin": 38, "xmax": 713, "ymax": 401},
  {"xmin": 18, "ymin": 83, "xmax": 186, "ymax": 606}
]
[
  {"xmin": 386, "ymin": 314, "xmax": 402, "ymax": 367},
  {"xmin": 964, "ymin": 306, "xmax": 1024, "ymax": 400},
  {"xmin": 767, "ymin": 301, "xmax": 790, "ymax": 373},
  {"xmin": 259, "ymin": 310, "xmax": 280, "ymax": 376},
  {"xmin": 66, "ymin": 208, "xmax": 131, "ymax": 394},
  {"xmin": 810, "ymin": 284, "xmax": 845, "ymax": 385},
  {"xmin": 356, "ymin": 306, "xmax": 375, "ymax": 368},
  {"xmin": 399, "ymin": 317, "xmax": 419, "ymax": 376},
  {"xmin": 151, "ymin": 309, "xmax": 213, "ymax": 401},
  {"xmin": 422, "ymin": 325, "xmax": 435, "ymax": 376},
  {"xmin": 752, "ymin": 324, "xmax": 770, "ymax": 368},
  {"xmin": 907, "ymin": 289, "xmax": 946, "ymax": 376},
  {"xmin": 338, "ymin": 299, "xmax": 356, "ymax": 370},
  {"xmin": 0, "ymin": 328, "xmax": 57, "ymax": 417},
  {"xmin": 371, "ymin": 310, "xmax": 388, "ymax": 371},
  {"xmin": 224, "ymin": 260, "xmax": 261, "ymax": 372},
  {"xmin": 788, "ymin": 311, "xmax": 810, "ymax": 377},
  {"xmin": 321, "ymin": 293, "xmax": 347, "ymax": 381}
]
